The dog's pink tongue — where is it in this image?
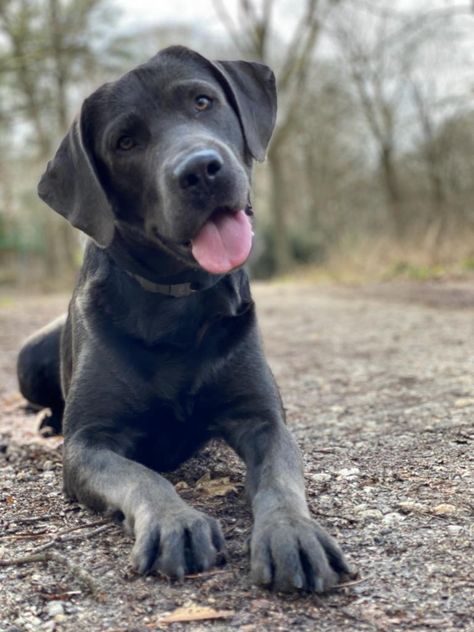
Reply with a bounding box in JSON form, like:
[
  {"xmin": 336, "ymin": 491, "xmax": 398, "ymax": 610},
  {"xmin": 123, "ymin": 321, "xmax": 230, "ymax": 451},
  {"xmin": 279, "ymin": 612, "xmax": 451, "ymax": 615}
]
[{"xmin": 191, "ymin": 210, "xmax": 252, "ymax": 274}]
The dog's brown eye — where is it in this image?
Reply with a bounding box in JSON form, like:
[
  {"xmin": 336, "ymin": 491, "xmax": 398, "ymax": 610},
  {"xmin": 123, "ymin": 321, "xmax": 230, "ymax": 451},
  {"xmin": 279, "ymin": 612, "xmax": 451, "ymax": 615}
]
[
  {"xmin": 117, "ymin": 136, "xmax": 135, "ymax": 151},
  {"xmin": 194, "ymin": 95, "xmax": 213, "ymax": 111}
]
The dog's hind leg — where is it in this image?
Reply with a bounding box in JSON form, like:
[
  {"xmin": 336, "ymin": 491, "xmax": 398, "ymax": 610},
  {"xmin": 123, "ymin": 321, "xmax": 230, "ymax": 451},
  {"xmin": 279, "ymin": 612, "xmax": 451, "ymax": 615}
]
[{"xmin": 17, "ymin": 314, "xmax": 66, "ymax": 435}]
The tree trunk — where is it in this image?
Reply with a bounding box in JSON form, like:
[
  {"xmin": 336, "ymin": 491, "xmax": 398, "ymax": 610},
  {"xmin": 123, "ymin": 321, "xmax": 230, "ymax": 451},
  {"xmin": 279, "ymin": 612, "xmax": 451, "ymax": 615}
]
[
  {"xmin": 379, "ymin": 144, "xmax": 404, "ymax": 239},
  {"xmin": 425, "ymin": 158, "xmax": 449, "ymax": 259},
  {"xmin": 48, "ymin": 0, "xmax": 78, "ymax": 274},
  {"xmin": 267, "ymin": 148, "xmax": 292, "ymax": 275}
]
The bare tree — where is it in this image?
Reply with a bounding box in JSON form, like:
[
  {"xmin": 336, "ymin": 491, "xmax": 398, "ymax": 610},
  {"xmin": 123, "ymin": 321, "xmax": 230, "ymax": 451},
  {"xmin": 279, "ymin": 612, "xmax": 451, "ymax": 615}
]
[
  {"xmin": 0, "ymin": 0, "xmax": 113, "ymax": 277},
  {"xmin": 409, "ymin": 79, "xmax": 449, "ymax": 254},
  {"xmin": 213, "ymin": 0, "xmax": 334, "ymax": 273},
  {"xmin": 330, "ymin": 0, "xmax": 474, "ymax": 240},
  {"xmin": 329, "ymin": 5, "xmax": 411, "ymax": 238},
  {"xmin": 0, "ymin": 1, "xmax": 52, "ymax": 156}
]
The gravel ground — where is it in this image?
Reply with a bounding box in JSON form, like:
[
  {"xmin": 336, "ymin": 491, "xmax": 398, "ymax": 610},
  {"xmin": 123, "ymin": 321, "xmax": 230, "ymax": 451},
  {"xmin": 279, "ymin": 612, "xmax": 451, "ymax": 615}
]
[{"xmin": 0, "ymin": 277, "xmax": 473, "ymax": 632}]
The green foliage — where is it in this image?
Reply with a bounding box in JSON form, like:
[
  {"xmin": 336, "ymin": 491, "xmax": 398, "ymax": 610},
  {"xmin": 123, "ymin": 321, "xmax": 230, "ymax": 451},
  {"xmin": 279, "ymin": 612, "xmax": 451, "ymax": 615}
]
[
  {"xmin": 251, "ymin": 222, "xmax": 327, "ymax": 279},
  {"xmin": 0, "ymin": 213, "xmax": 45, "ymax": 254},
  {"xmin": 385, "ymin": 261, "xmax": 445, "ymax": 281}
]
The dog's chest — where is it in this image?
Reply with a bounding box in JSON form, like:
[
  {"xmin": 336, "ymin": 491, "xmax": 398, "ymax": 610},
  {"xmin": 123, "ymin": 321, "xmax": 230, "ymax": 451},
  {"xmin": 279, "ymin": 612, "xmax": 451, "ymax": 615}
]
[
  {"xmin": 121, "ymin": 342, "xmax": 234, "ymax": 471},
  {"xmin": 122, "ymin": 316, "xmax": 237, "ymax": 404}
]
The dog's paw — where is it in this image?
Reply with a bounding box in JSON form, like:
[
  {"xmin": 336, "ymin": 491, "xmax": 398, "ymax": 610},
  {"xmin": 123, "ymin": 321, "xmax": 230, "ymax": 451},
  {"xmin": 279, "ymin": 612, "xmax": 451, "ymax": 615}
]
[
  {"xmin": 131, "ymin": 506, "xmax": 225, "ymax": 578},
  {"xmin": 250, "ymin": 512, "xmax": 351, "ymax": 593}
]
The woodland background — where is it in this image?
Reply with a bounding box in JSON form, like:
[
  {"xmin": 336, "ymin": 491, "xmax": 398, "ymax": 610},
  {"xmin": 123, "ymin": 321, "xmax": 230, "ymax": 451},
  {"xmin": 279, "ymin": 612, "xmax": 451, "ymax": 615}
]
[{"xmin": 0, "ymin": 0, "xmax": 473, "ymax": 287}]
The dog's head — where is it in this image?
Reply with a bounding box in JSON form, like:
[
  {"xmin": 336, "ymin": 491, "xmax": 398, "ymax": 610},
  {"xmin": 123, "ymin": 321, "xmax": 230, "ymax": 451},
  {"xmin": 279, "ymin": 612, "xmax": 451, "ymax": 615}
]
[{"xmin": 38, "ymin": 46, "xmax": 277, "ymax": 275}]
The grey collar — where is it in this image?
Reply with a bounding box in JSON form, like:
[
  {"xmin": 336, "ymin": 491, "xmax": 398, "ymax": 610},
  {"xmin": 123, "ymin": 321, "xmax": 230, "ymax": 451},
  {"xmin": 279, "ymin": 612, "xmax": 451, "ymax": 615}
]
[{"xmin": 126, "ymin": 270, "xmax": 222, "ymax": 297}]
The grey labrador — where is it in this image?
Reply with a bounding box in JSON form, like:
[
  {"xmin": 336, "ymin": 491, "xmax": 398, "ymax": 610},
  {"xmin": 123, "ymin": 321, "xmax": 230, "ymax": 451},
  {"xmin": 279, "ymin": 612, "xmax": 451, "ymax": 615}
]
[{"xmin": 17, "ymin": 46, "xmax": 351, "ymax": 593}]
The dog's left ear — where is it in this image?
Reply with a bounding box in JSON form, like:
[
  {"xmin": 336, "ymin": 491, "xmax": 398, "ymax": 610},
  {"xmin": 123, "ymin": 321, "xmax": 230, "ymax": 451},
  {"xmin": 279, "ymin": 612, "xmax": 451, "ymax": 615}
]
[
  {"xmin": 37, "ymin": 96, "xmax": 115, "ymax": 248},
  {"xmin": 213, "ymin": 59, "xmax": 277, "ymax": 162}
]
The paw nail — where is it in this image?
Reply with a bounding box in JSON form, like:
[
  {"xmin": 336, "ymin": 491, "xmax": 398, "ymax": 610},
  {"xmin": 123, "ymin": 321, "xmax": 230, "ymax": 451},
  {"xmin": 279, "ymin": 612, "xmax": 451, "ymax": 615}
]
[{"xmin": 293, "ymin": 573, "xmax": 304, "ymax": 589}]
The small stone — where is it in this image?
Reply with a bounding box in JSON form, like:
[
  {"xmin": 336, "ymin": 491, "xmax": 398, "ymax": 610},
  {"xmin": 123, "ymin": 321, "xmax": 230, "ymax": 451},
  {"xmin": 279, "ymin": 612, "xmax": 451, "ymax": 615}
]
[
  {"xmin": 318, "ymin": 494, "xmax": 333, "ymax": 509},
  {"xmin": 447, "ymin": 525, "xmax": 463, "ymax": 536},
  {"xmin": 312, "ymin": 473, "xmax": 332, "ymax": 484},
  {"xmin": 337, "ymin": 467, "xmax": 360, "ymax": 479},
  {"xmin": 53, "ymin": 614, "xmax": 67, "ymax": 624},
  {"xmin": 47, "ymin": 602, "xmax": 64, "ymax": 618},
  {"xmin": 382, "ymin": 512, "xmax": 404, "ymax": 524},
  {"xmin": 432, "ymin": 503, "xmax": 457, "ymax": 515},
  {"xmin": 18, "ymin": 615, "xmax": 42, "ymax": 629},
  {"xmin": 358, "ymin": 509, "xmax": 383, "ymax": 521}
]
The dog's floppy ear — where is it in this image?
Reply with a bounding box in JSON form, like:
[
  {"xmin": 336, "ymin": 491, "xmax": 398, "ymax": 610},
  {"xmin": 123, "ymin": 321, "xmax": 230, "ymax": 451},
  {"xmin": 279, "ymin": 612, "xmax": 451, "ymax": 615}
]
[
  {"xmin": 212, "ymin": 59, "xmax": 277, "ymax": 162},
  {"xmin": 37, "ymin": 99, "xmax": 115, "ymax": 248}
]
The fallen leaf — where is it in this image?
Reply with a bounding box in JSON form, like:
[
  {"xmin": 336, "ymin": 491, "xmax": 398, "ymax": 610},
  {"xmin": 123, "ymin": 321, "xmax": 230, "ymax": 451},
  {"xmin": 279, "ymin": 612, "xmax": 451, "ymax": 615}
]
[
  {"xmin": 159, "ymin": 604, "xmax": 235, "ymax": 624},
  {"xmin": 432, "ymin": 503, "xmax": 457, "ymax": 515},
  {"xmin": 196, "ymin": 473, "xmax": 240, "ymax": 497},
  {"xmin": 174, "ymin": 481, "xmax": 189, "ymax": 491},
  {"xmin": 454, "ymin": 398, "xmax": 474, "ymax": 408}
]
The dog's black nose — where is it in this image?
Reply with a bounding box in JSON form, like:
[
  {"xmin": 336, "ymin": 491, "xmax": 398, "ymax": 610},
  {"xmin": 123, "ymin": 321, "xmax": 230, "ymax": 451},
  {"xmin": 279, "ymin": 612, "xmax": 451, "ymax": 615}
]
[{"xmin": 174, "ymin": 150, "xmax": 224, "ymax": 190}]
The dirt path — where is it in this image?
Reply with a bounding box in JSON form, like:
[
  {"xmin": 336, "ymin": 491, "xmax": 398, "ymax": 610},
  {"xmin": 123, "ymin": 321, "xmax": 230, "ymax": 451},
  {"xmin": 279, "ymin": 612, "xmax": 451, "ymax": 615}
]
[{"xmin": 1, "ymin": 278, "xmax": 473, "ymax": 632}]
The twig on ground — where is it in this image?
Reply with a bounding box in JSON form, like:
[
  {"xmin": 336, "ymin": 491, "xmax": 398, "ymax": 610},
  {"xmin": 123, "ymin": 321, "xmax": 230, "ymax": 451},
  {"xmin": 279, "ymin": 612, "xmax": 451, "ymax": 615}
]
[
  {"xmin": 32, "ymin": 523, "xmax": 114, "ymax": 553},
  {"xmin": 1, "ymin": 513, "xmax": 57, "ymax": 536},
  {"xmin": 316, "ymin": 511, "xmax": 359, "ymax": 524},
  {"xmin": 0, "ymin": 550, "xmax": 99, "ymax": 595},
  {"xmin": 1, "ymin": 530, "xmax": 49, "ymax": 540},
  {"xmin": 13, "ymin": 513, "xmax": 56, "ymax": 525},
  {"xmin": 54, "ymin": 518, "xmax": 110, "ymax": 536},
  {"xmin": 2, "ymin": 518, "xmax": 109, "ymax": 541},
  {"xmin": 185, "ymin": 569, "xmax": 233, "ymax": 579},
  {"xmin": 334, "ymin": 575, "xmax": 370, "ymax": 590},
  {"xmin": 43, "ymin": 590, "xmax": 82, "ymax": 600}
]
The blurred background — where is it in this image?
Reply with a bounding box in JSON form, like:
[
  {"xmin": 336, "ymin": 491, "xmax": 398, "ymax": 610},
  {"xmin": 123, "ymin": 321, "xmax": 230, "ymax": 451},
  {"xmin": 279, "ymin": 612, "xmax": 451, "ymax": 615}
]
[{"xmin": 0, "ymin": 0, "xmax": 473, "ymax": 288}]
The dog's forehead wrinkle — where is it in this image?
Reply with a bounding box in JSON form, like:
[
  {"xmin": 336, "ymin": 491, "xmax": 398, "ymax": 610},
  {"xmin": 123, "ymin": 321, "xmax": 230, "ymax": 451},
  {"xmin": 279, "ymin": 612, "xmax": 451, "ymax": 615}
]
[
  {"xmin": 169, "ymin": 77, "xmax": 225, "ymax": 98},
  {"xmin": 104, "ymin": 110, "xmax": 149, "ymax": 135},
  {"xmin": 89, "ymin": 68, "xmax": 228, "ymax": 143}
]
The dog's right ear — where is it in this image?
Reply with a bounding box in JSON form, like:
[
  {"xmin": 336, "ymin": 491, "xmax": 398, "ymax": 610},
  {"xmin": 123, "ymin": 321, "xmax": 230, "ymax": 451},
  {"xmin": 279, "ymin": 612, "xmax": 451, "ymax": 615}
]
[{"xmin": 37, "ymin": 100, "xmax": 115, "ymax": 248}]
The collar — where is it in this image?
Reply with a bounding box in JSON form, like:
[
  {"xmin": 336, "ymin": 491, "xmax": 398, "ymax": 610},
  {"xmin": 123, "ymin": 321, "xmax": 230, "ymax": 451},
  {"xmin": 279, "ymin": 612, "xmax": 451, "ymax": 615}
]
[
  {"xmin": 106, "ymin": 229, "xmax": 224, "ymax": 298},
  {"xmin": 125, "ymin": 269, "xmax": 223, "ymax": 297}
]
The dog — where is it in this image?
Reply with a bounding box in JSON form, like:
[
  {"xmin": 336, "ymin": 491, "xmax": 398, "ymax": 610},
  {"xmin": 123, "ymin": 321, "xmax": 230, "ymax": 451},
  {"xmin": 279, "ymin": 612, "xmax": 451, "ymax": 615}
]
[{"xmin": 17, "ymin": 46, "xmax": 350, "ymax": 593}]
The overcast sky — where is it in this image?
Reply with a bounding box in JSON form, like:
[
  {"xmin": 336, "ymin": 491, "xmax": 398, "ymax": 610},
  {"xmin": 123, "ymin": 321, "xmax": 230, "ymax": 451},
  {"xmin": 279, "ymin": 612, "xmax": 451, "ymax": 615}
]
[
  {"xmin": 113, "ymin": 0, "xmax": 473, "ymax": 82},
  {"xmin": 115, "ymin": 0, "xmax": 221, "ymax": 34},
  {"xmin": 114, "ymin": 0, "xmax": 472, "ymax": 34},
  {"xmin": 113, "ymin": 0, "xmax": 474, "ymax": 72}
]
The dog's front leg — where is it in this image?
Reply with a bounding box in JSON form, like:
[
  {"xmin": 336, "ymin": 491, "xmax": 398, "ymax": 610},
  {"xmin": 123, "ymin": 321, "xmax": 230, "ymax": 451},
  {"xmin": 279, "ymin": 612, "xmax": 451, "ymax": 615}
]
[
  {"xmin": 222, "ymin": 417, "xmax": 351, "ymax": 592},
  {"xmin": 63, "ymin": 439, "xmax": 225, "ymax": 577}
]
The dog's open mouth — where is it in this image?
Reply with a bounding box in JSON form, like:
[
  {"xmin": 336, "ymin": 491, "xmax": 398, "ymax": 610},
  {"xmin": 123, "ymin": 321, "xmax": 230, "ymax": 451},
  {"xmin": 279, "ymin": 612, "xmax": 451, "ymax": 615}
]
[{"xmin": 189, "ymin": 207, "xmax": 253, "ymax": 275}]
